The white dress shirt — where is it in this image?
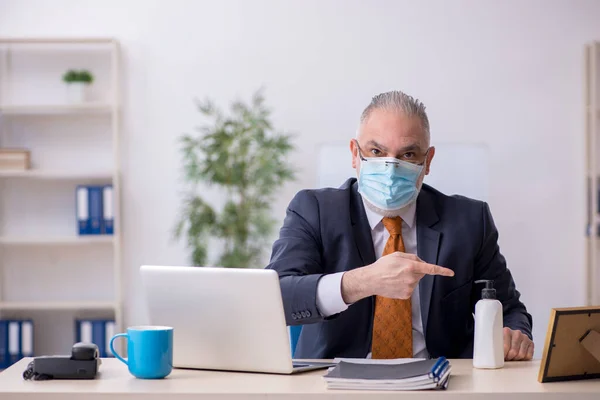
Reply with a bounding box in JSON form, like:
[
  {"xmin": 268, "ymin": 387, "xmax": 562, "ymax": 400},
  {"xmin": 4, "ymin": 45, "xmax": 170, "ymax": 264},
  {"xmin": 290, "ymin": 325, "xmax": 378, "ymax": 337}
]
[{"xmin": 315, "ymin": 199, "xmax": 429, "ymax": 358}]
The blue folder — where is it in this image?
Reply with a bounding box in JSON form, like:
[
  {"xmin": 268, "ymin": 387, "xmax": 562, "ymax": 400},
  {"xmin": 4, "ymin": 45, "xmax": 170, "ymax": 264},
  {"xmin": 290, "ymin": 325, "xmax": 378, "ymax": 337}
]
[
  {"xmin": 88, "ymin": 186, "xmax": 104, "ymax": 235},
  {"xmin": 7, "ymin": 320, "xmax": 21, "ymax": 366},
  {"xmin": 102, "ymin": 185, "xmax": 114, "ymax": 235},
  {"xmin": 76, "ymin": 186, "xmax": 90, "ymax": 235},
  {"xmin": 0, "ymin": 320, "xmax": 8, "ymax": 369}
]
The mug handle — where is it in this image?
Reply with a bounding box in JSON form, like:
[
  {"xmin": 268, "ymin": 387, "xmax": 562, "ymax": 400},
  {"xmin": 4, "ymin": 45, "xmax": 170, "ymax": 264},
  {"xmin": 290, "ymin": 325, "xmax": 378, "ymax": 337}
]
[{"xmin": 109, "ymin": 333, "xmax": 128, "ymax": 365}]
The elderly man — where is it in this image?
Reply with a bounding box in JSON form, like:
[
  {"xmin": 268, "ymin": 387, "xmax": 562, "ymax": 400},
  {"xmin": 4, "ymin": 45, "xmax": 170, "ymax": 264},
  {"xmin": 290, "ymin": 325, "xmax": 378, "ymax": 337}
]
[{"xmin": 266, "ymin": 90, "xmax": 533, "ymax": 361}]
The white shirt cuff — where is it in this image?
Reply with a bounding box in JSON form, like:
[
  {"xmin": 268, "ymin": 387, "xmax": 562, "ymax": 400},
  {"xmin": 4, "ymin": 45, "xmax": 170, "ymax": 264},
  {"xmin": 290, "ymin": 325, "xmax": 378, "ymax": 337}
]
[{"xmin": 316, "ymin": 272, "xmax": 349, "ymax": 317}]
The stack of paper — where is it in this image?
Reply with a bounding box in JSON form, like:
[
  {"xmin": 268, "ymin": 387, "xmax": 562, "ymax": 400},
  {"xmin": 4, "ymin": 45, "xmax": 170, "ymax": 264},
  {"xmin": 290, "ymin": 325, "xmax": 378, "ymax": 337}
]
[{"xmin": 323, "ymin": 357, "xmax": 451, "ymax": 391}]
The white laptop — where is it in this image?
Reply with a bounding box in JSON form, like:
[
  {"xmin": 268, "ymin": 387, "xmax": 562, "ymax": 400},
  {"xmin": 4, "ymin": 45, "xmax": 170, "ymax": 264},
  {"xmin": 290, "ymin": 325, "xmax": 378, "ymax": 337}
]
[{"xmin": 139, "ymin": 265, "xmax": 333, "ymax": 374}]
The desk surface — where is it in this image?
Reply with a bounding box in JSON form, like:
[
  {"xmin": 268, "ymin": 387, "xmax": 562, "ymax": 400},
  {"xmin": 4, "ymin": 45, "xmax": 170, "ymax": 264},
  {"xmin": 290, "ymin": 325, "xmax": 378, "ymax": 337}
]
[{"xmin": 1, "ymin": 358, "xmax": 600, "ymax": 400}]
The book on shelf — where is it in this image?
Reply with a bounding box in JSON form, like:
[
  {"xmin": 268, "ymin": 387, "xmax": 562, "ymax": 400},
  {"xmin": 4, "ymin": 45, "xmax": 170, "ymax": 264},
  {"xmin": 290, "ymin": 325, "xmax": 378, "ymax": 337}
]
[
  {"xmin": 76, "ymin": 185, "xmax": 114, "ymax": 236},
  {"xmin": 0, "ymin": 148, "xmax": 30, "ymax": 171},
  {"xmin": 323, "ymin": 357, "xmax": 451, "ymax": 391}
]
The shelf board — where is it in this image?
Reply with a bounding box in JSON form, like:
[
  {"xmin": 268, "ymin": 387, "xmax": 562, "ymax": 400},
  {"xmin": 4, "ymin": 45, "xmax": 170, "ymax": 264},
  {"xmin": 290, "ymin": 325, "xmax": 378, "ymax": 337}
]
[
  {"xmin": 0, "ymin": 169, "xmax": 113, "ymax": 180},
  {"xmin": 0, "ymin": 37, "xmax": 116, "ymax": 44},
  {"xmin": 0, "ymin": 103, "xmax": 113, "ymax": 115},
  {"xmin": 0, "ymin": 235, "xmax": 115, "ymax": 245},
  {"xmin": 0, "ymin": 301, "xmax": 116, "ymax": 311}
]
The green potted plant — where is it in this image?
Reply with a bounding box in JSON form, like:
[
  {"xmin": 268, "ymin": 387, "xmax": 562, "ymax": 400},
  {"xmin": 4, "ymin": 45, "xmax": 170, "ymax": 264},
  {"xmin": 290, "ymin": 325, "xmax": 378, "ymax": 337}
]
[
  {"xmin": 62, "ymin": 69, "xmax": 94, "ymax": 103},
  {"xmin": 175, "ymin": 89, "xmax": 296, "ymax": 268}
]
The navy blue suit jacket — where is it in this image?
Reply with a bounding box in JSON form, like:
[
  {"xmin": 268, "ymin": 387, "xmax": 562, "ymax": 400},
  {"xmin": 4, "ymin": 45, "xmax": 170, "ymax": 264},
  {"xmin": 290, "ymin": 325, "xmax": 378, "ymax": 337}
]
[{"xmin": 266, "ymin": 178, "xmax": 532, "ymax": 359}]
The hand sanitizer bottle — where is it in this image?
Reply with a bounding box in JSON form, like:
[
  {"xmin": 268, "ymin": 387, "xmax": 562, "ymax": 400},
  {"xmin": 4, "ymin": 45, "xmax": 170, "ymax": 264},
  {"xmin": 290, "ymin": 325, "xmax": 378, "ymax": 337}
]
[{"xmin": 473, "ymin": 280, "xmax": 504, "ymax": 369}]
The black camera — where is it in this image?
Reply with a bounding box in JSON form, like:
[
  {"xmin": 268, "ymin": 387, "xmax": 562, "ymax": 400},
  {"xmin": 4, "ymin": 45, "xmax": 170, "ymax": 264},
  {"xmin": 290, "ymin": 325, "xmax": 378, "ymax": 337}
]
[{"xmin": 23, "ymin": 342, "xmax": 101, "ymax": 380}]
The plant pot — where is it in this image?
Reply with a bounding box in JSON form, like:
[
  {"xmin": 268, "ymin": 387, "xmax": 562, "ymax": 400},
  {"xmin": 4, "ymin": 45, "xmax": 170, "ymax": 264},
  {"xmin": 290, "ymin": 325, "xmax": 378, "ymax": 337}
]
[{"xmin": 66, "ymin": 82, "xmax": 88, "ymax": 103}]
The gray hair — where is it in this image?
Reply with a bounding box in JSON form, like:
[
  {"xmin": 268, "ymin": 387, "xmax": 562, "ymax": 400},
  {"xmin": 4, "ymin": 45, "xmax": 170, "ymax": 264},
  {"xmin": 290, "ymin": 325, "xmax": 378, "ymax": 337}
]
[{"xmin": 359, "ymin": 90, "xmax": 430, "ymax": 139}]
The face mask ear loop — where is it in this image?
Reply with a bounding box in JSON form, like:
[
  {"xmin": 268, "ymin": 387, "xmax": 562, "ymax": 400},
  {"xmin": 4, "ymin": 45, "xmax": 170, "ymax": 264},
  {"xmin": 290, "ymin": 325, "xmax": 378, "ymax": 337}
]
[
  {"xmin": 357, "ymin": 154, "xmax": 364, "ymax": 185},
  {"xmin": 415, "ymin": 150, "xmax": 430, "ymax": 190}
]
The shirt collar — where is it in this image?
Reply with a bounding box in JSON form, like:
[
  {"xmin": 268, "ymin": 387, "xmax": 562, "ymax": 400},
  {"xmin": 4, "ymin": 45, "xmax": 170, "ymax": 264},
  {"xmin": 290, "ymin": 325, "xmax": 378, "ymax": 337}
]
[{"xmin": 362, "ymin": 199, "xmax": 417, "ymax": 231}]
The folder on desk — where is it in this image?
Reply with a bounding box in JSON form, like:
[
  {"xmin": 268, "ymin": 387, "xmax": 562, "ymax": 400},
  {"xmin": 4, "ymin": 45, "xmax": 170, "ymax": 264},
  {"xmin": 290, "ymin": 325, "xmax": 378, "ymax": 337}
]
[{"xmin": 323, "ymin": 357, "xmax": 451, "ymax": 390}]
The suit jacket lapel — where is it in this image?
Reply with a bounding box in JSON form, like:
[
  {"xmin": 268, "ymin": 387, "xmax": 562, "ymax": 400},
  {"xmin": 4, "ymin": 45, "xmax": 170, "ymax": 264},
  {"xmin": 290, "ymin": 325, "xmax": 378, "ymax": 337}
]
[
  {"xmin": 349, "ymin": 179, "xmax": 377, "ymax": 357},
  {"xmin": 350, "ymin": 180, "xmax": 376, "ymax": 266},
  {"xmin": 416, "ymin": 187, "xmax": 441, "ymax": 337}
]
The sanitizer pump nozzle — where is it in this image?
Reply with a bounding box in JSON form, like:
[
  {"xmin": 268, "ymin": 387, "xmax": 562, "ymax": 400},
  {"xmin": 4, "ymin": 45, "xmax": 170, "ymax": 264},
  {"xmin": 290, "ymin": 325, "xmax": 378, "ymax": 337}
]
[{"xmin": 477, "ymin": 279, "xmax": 496, "ymax": 299}]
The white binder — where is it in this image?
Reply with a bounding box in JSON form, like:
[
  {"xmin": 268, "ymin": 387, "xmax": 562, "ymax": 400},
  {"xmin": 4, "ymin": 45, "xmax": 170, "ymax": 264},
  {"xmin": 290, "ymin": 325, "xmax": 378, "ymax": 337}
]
[
  {"xmin": 20, "ymin": 321, "xmax": 33, "ymax": 357},
  {"xmin": 80, "ymin": 321, "xmax": 93, "ymax": 344},
  {"xmin": 8, "ymin": 321, "xmax": 20, "ymax": 363}
]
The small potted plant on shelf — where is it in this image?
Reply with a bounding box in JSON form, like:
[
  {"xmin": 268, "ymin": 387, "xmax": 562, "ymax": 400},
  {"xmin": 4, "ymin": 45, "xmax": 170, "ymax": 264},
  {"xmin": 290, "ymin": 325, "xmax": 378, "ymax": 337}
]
[{"xmin": 62, "ymin": 69, "xmax": 94, "ymax": 103}]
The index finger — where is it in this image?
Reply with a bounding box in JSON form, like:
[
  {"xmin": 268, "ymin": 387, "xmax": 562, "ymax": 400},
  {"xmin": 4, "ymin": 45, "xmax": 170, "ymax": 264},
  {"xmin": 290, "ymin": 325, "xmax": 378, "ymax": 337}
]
[{"xmin": 411, "ymin": 262, "xmax": 455, "ymax": 277}]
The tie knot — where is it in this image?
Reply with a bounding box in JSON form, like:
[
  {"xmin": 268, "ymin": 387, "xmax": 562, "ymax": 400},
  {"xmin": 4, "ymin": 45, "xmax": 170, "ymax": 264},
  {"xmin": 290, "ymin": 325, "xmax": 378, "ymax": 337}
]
[{"xmin": 382, "ymin": 216, "xmax": 403, "ymax": 235}]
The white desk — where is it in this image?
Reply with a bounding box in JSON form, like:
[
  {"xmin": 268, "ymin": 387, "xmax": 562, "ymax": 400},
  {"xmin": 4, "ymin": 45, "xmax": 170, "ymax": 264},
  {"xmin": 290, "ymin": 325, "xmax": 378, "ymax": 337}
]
[{"xmin": 1, "ymin": 358, "xmax": 599, "ymax": 399}]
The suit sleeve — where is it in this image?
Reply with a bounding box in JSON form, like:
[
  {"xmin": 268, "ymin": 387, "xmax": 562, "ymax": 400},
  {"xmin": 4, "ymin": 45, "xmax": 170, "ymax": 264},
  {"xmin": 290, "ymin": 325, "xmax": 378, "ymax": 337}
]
[
  {"xmin": 266, "ymin": 190, "xmax": 326, "ymax": 326},
  {"xmin": 474, "ymin": 202, "xmax": 533, "ymax": 339}
]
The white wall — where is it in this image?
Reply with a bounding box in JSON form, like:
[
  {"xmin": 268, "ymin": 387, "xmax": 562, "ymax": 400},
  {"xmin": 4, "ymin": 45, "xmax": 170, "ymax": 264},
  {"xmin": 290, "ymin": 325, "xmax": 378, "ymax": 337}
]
[{"xmin": 1, "ymin": 0, "xmax": 599, "ymax": 357}]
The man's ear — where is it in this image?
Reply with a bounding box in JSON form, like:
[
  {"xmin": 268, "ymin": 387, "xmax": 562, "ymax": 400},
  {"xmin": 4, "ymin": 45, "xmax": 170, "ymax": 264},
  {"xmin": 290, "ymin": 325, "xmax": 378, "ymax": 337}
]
[
  {"xmin": 425, "ymin": 146, "xmax": 435, "ymax": 175},
  {"xmin": 350, "ymin": 139, "xmax": 359, "ymax": 169}
]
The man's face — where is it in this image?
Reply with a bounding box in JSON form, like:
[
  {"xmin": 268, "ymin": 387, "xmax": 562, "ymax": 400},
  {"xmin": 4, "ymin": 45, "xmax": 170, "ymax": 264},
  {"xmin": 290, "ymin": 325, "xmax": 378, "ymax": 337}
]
[{"xmin": 350, "ymin": 109, "xmax": 435, "ymax": 188}]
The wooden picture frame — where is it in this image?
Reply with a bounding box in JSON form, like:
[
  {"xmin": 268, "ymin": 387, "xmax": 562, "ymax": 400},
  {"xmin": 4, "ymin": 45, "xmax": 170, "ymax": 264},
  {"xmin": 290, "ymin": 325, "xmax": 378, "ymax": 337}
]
[{"xmin": 538, "ymin": 306, "xmax": 600, "ymax": 382}]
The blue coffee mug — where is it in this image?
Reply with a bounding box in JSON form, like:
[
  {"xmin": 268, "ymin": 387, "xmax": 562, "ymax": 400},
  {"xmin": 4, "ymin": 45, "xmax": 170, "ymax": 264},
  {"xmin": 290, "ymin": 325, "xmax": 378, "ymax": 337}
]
[{"xmin": 110, "ymin": 326, "xmax": 173, "ymax": 379}]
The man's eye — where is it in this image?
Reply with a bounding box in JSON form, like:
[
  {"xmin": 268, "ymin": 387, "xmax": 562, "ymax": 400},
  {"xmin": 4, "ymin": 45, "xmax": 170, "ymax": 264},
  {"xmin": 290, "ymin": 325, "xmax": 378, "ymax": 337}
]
[
  {"xmin": 370, "ymin": 149, "xmax": 382, "ymax": 156},
  {"xmin": 403, "ymin": 152, "xmax": 415, "ymax": 159}
]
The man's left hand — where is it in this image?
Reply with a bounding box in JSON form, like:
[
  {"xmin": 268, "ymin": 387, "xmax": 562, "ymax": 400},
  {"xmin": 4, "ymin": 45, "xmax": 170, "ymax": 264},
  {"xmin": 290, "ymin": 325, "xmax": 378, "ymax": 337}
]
[{"xmin": 504, "ymin": 327, "xmax": 534, "ymax": 361}]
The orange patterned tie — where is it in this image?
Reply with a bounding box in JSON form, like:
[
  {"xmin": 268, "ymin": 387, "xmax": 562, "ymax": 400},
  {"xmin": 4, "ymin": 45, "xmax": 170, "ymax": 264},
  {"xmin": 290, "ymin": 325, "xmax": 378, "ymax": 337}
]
[{"xmin": 371, "ymin": 216, "xmax": 413, "ymax": 359}]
